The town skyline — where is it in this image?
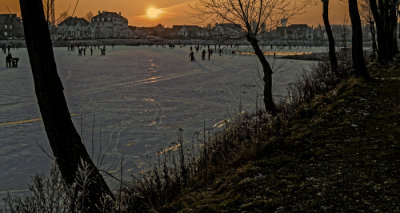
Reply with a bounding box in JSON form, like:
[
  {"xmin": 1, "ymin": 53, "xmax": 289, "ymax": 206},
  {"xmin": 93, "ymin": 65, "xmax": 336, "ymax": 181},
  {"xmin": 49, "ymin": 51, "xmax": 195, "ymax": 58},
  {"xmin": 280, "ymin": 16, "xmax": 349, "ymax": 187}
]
[{"xmin": 1, "ymin": 0, "xmax": 350, "ymax": 27}]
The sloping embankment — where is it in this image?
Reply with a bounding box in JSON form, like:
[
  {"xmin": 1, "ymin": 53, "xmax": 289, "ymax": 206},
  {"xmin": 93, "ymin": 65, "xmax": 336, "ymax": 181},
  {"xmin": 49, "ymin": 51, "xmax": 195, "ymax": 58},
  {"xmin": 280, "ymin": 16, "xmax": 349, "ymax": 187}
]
[{"xmin": 162, "ymin": 59, "xmax": 400, "ymax": 212}]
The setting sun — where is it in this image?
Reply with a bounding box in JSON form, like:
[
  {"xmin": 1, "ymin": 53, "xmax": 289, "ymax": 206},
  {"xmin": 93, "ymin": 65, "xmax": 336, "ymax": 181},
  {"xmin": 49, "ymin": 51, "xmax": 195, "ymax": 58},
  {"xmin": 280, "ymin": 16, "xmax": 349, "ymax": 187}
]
[{"xmin": 146, "ymin": 7, "xmax": 163, "ymax": 19}]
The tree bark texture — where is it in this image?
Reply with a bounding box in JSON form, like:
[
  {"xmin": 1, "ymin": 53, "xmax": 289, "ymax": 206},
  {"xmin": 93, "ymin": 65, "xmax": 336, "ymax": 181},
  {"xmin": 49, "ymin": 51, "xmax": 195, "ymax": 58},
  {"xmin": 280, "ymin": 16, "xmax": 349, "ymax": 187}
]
[
  {"xmin": 19, "ymin": 0, "xmax": 114, "ymax": 211},
  {"xmin": 322, "ymin": 0, "xmax": 338, "ymax": 73},
  {"xmin": 369, "ymin": 20, "xmax": 378, "ymax": 58},
  {"xmin": 246, "ymin": 34, "xmax": 276, "ymax": 115},
  {"xmin": 348, "ymin": 0, "xmax": 370, "ymax": 79},
  {"xmin": 369, "ymin": 0, "xmax": 398, "ymax": 62}
]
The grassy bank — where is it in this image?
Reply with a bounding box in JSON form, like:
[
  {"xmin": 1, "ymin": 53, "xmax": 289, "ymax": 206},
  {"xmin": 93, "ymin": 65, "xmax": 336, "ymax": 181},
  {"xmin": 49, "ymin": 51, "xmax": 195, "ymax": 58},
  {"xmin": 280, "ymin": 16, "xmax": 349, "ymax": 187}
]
[{"xmin": 158, "ymin": 59, "xmax": 400, "ymax": 212}]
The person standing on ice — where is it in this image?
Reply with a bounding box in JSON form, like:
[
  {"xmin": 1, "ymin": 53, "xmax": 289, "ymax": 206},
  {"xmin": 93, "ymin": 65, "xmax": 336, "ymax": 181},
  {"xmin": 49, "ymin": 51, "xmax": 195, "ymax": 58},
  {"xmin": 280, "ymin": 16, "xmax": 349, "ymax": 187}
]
[
  {"xmin": 5, "ymin": 53, "xmax": 12, "ymax": 68},
  {"xmin": 189, "ymin": 50, "xmax": 195, "ymax": 62},
  {"xmin": 90, "ymin": 47, "xmax": 93, "ymax": 56},
  {"xmin": 202, "ymin": 49, "xmax": 206, "ymax": 60}
]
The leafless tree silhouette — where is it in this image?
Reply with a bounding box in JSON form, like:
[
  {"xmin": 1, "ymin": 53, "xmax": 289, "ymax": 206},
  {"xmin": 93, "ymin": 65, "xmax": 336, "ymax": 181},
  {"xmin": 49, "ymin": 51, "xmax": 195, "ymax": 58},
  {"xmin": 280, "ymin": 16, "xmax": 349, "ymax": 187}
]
[{"xmin": 193, "ymin": 0, "xmax": 306, "ymax": 114}]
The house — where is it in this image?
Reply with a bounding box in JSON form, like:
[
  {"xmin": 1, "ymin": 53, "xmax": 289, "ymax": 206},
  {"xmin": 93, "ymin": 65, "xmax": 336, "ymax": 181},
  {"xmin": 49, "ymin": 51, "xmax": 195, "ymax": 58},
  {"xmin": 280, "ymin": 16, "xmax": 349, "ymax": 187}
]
[
  {"xmin": 172, "ymin": 25, "xmax": 209, "ymax": 38},
  {"xmin": 0, "ymin": 14, "xmax": 24, "ymax": 39},
  {"xmin": 91, "ymin": 11, "xmax": 130, "ymax": 39},
  {"xmin": 271, "ymin": 24, "xmax": 314, "ymax": 40},
  {"xmin": 284, "ymin": 24, "xmax": 314, "ymax": 40},
  {"xmin": 131, "ymin": 25, "xmax": 164, "ymax": 38},
  {"xmin": 133, "ymin": 27, "xmax": 152, "ymax": 37},
  {"xmin": 212, "ymin": 23, "xmax": 242, "ymax": 38},
  {"xmin": 57, "ymin": 17, "xmax": 92, "ymax": 39}
]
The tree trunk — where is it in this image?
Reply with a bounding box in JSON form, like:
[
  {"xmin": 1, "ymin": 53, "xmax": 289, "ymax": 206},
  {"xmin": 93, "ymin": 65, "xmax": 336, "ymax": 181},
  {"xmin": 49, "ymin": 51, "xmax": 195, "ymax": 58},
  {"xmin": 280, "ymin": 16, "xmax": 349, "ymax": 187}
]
[
  {"xmin": 19, "ymin": 0, "xmax": 114, "ymax": 211},
  {"xmin": 369, "ymin": 0, "xmax": 398, "ymax": 62},
  {"xmin": 246, "ymin": 34, "xmax": 276, "ymax": 115},
  {"xmin": 388, "ymin": 4, "xmax": 398, "ymax": 57},
  {"xmin": 322, "ymin": 0, "xmax": 338, "ymax": 73},
  {"xmin": 348, "ymin": 0, "xmax": 370, "ymax": 79},
  {"xmin": 369, "ymin": 20, "xmax": 378, "ymax": 58},
  {"xmin": 369, "ymin": 0, "xmax": 386, "ymax": 62}
]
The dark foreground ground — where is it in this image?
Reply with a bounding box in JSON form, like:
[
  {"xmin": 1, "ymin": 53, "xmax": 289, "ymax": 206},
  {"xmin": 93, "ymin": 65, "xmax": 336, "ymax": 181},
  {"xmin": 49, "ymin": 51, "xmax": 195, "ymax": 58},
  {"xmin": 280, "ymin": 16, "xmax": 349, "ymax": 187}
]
[{"xmin": 161, "ymin": 59, "xmax": 400, "ymax": 212}]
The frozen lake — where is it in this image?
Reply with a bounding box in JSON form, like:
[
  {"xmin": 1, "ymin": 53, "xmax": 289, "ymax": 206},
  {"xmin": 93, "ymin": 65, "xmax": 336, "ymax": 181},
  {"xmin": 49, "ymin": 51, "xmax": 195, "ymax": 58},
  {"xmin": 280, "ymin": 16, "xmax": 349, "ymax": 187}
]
[{"xmin": 0, "ymin": 45, "xmax": 316, "ymax": 197}]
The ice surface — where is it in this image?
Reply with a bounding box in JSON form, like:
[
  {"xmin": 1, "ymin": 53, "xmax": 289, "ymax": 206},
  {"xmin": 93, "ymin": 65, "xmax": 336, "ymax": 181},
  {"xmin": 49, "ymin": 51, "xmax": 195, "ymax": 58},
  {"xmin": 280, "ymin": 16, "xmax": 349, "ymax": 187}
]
[{"xmin": 0, "ymin": 45, "xmax": 317, "ymax": 198}]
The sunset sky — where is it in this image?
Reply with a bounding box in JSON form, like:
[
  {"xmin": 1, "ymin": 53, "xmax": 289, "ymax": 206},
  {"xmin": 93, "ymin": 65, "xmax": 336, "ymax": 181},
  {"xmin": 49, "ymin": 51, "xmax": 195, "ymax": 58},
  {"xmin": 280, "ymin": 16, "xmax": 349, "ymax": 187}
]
[{"xmin": 1, "ymin": 0, "xmax": 350, "ymax": 27}]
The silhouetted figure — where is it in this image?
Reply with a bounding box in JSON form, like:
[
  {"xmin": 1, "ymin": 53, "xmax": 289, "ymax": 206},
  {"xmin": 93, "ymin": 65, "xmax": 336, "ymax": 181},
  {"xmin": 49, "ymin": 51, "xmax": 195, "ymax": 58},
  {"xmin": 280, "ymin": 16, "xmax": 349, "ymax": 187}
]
[
  {"xmin": 5, "ymin": 53, "xmax": 18, "ymax": 68},
  {"xmin": 208, "ymin": 49, "xmax": 211, "ymax": 60},
  {"xmin": 90, "ymin": 47, "xmax": 93, "ymax": 56},
  {"xmin": 202, "ymin": 49, "xmax": 206, "ymax": 60},
  {"xmin": 6, "ymin": 53, "xmax": 12, "ymax": 68},
  {"xmin": 189, "ymin": 50, "xmax": 195, "ymax": 61}
]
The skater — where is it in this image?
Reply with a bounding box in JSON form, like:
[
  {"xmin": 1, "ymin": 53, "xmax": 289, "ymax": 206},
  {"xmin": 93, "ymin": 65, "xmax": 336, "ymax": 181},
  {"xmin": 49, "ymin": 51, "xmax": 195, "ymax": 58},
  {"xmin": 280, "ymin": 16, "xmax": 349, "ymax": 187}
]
[
  {"xmin": 202, "ymin": 49, "xmax": 206, "ymax": 60},
  {"xmin": 208, "ymin": 48, "xmax": 213, "ymax": 60},
  {"xmin": 6, "ymin": 53, "xmax": 12, "ymax": 68},
  {"xmin": 90, "ymin": 47, "xmax": 93, "ymax": 56},
  {"xmin": 189, "ymin": 50, "xmax": 195, "ymax": 62}
]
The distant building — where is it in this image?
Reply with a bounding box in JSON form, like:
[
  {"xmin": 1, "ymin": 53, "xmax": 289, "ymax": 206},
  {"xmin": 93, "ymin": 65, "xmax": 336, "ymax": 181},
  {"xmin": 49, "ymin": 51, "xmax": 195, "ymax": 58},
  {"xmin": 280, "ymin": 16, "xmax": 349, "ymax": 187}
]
[
  {"xmin": 274, "ymin": 24, "xmax": 314, "ymax": 40},
  {"xmin": 57, "ymin": 17, "xmax": 92, "ymax": 39},
  {"xmin": 270, "ymin": 21, "xmax": 321, "ymax": 40},
  {"xmin": 131, "ymin": 25, "xmax": 164, "ymax": 38},
  {"xmin": 91, "ymin": 11, "xmax": 129, "ymax": 39},
  {"xmin": 132, "ymin": 26, "xmax": 152, "ymax": 37},
  {"xmin": 212, "ymin": 23, "xmax": 241, "ymax": 38},
  {"xmin": 0, "ymin": 14, "xmax": 24, "ymax": 39},
  {"xmin": 173, "ymin": 25, "xmax": 210, "ymax": 38}
]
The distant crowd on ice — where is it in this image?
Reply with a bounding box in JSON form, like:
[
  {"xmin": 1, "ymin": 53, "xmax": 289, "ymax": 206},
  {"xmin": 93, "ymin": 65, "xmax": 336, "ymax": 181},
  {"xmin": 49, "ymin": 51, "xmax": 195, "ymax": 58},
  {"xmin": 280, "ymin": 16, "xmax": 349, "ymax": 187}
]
[
  {"xmin": 67, "ymin": 43, "xmax": 113, "ymax": 56},
  {"xmin": 141, "ymin": 42, "xmax": 240, "ymax": 62},
  {"xmin": 188, "ymin": 44, "xmax": 239, "ymax": 62}
]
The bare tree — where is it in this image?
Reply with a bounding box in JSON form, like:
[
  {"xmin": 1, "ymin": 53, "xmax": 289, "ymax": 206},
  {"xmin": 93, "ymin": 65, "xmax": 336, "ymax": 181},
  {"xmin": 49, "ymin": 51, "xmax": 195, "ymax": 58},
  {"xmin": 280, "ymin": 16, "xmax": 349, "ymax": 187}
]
[
  {"xmin": 369, "ymin": 0, "xmax": 399, "ymax": 62},
  {"xmin": 322, "ymin": 0, "xmax": 338, "ymax": 73},
  {"xmin": 348, "ymin": 0, "xmax": 370, "ymax": 79},
  {"xmin": 194, "ymin": 0, "xmax": 305, "ymax": 114},
  {"xmin": 85, "ymin": 11, "xmax": 93, "ymax": 22},
  {"xmin": 19, "ymin": 0, "xmax": 115, "ymax": 211},
  {"xmin": 57, "ymin": 9, "xmax": 69, "ymax": 25}
]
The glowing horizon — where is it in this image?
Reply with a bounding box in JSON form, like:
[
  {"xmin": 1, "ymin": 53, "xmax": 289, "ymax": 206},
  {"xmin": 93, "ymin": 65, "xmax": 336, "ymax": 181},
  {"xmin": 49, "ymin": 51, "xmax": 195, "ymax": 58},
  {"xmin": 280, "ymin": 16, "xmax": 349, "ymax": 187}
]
[{"xmin": 1, "ymin": 0, "xmax": 349, "ymax": 27}]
